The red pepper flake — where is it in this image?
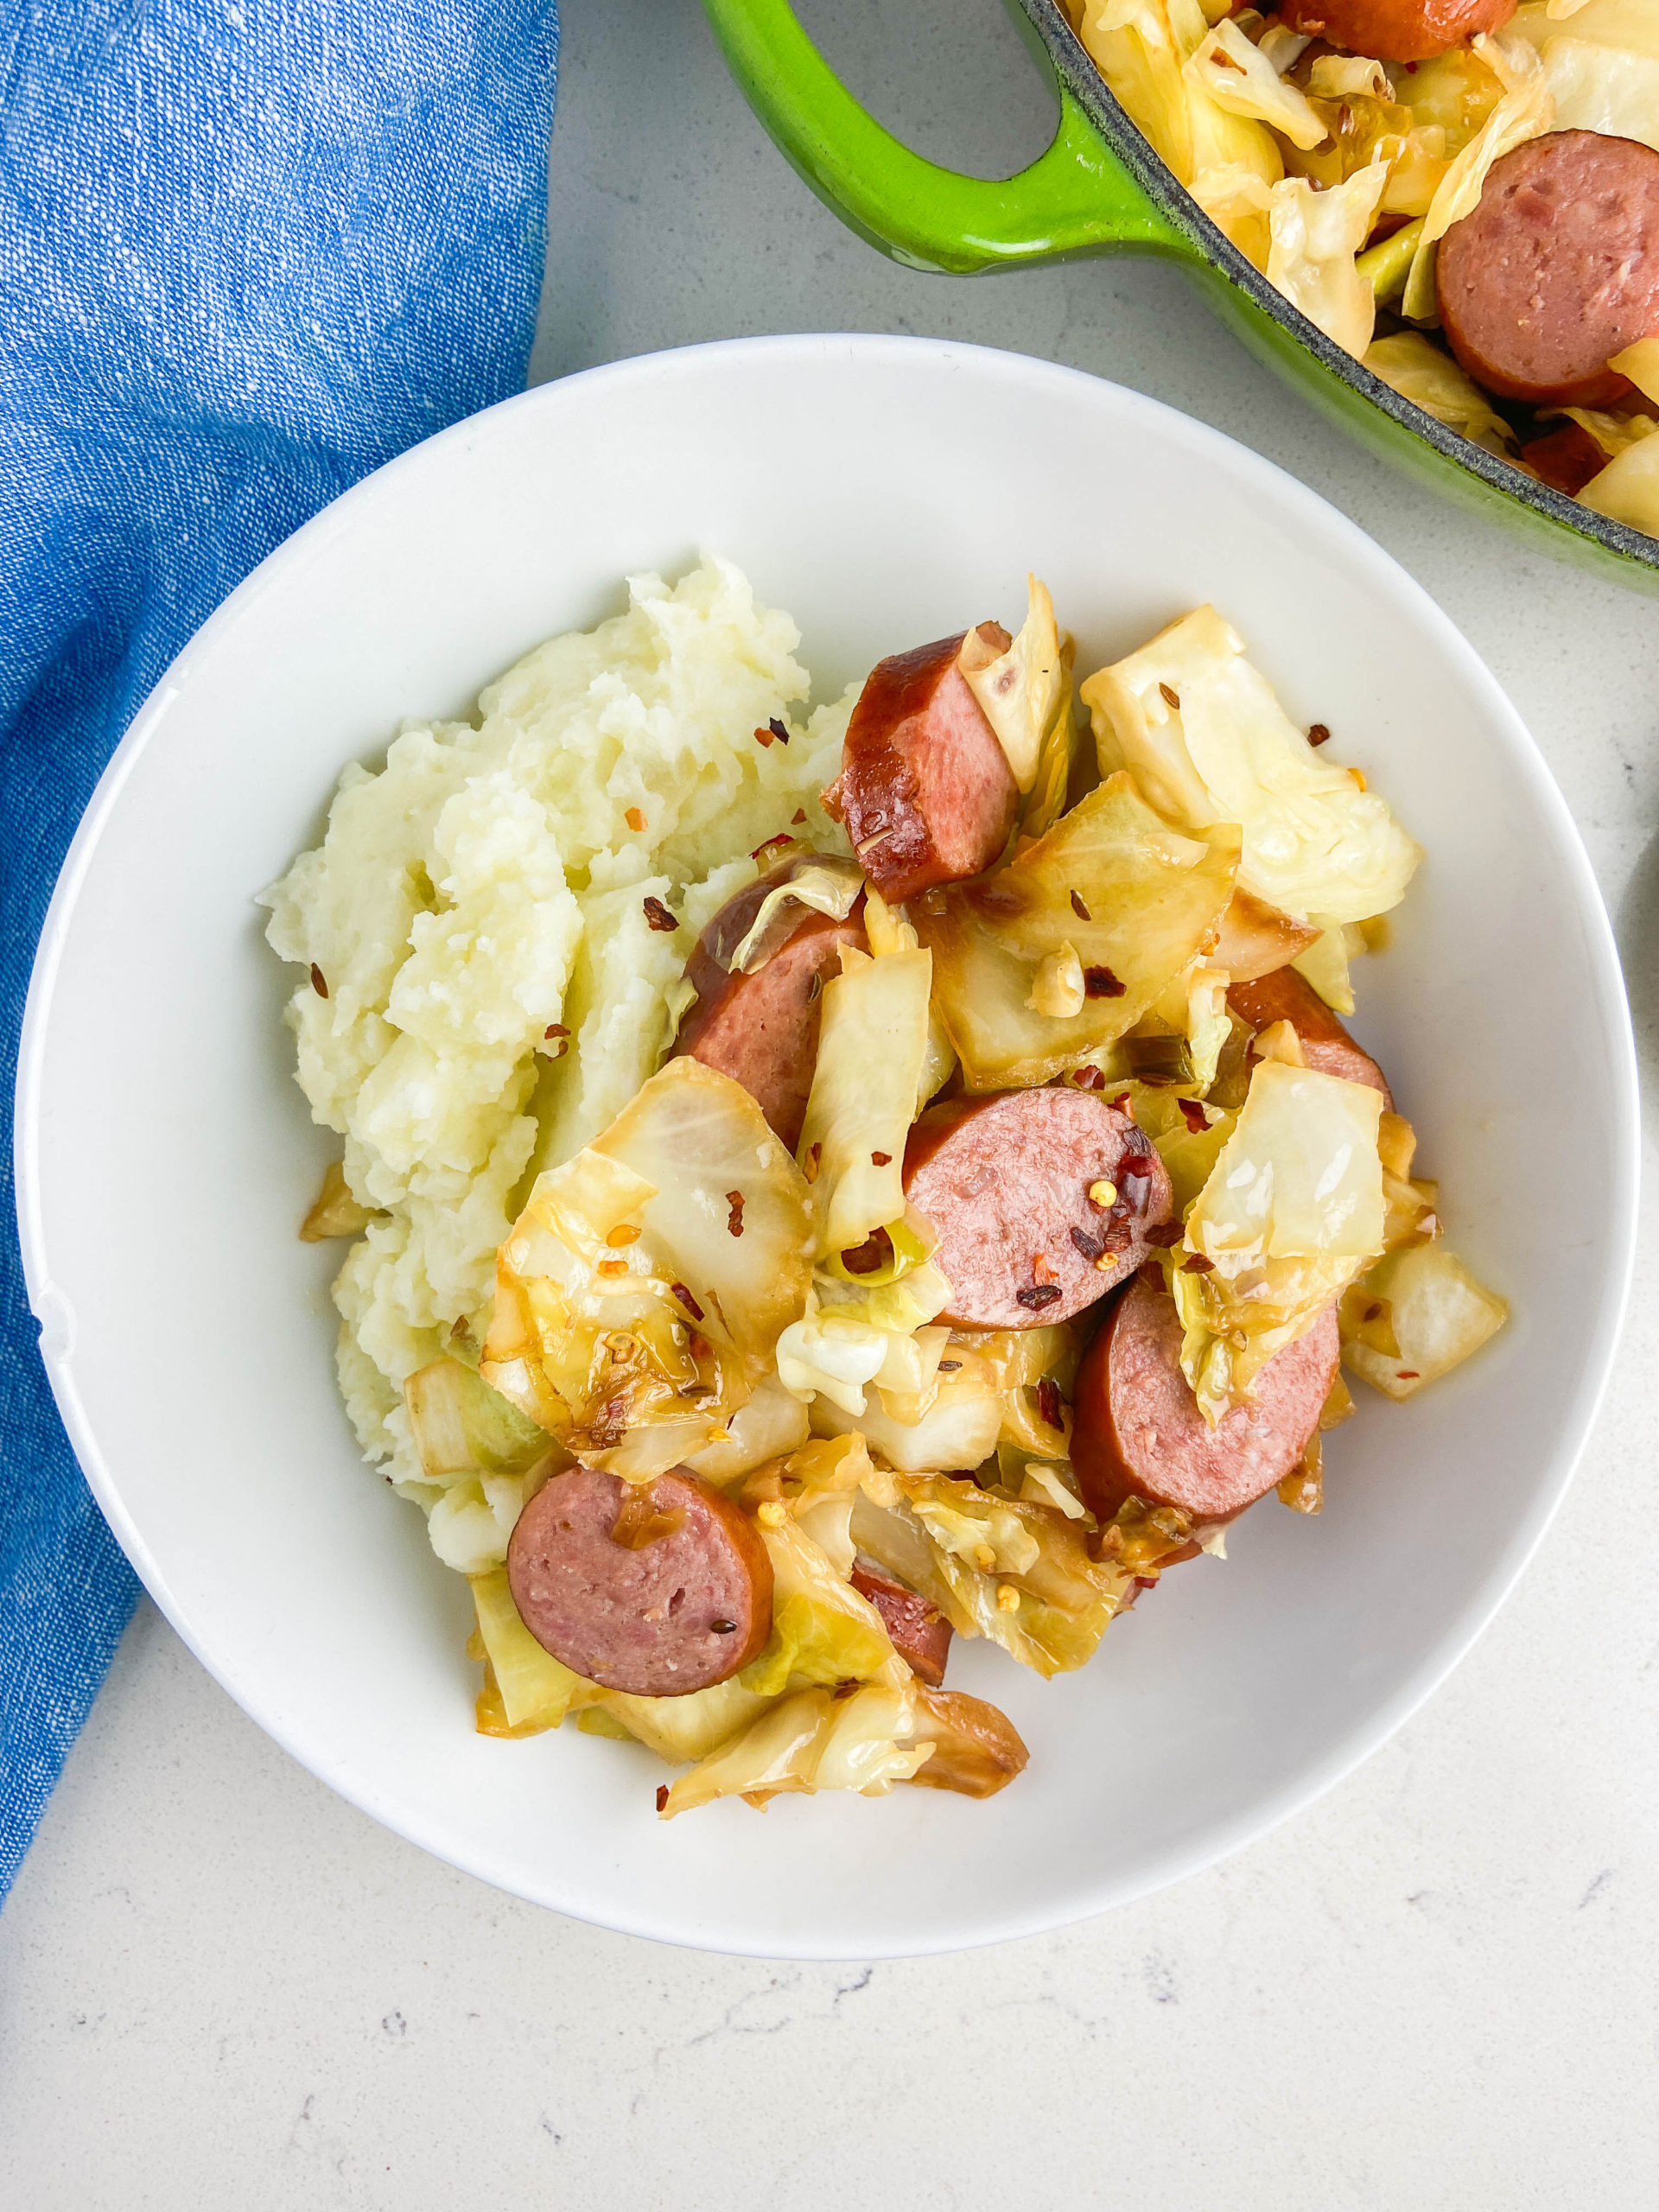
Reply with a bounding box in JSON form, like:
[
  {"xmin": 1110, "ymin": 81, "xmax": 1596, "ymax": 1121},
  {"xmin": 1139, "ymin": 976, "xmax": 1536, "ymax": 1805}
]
[
  {"xmin": 1183, "ymin": 1253, "xmax": 1216, "ymax": 1274},
  {"xmin": 1396, "ymin": 1370, "xmax": 1421, "ymax": 1380},
  {"xmin": 625, "ymin": 806, "xmax": 646, "ymax": 832},
  {"xmin": 1033, "ymin": 1251, "xmax": 1057, "ymax": 1285},
  {"xmin": 841, "ymin": 1227, "xmax": 893, "ymax": 1276},
  {"xmin": 870, "ymin": 1151, "xmax": 892, "ymax": 1166},
  {"xmin": 767, "ymin": 717, "xmax": 791, "ymax": 746},
  {"xmin": 1084, "ymin": 965, "xmax": 1127, "ymax": 999},
  {"xmin": 1016, "ymin": 1284, "xmax": 1064, "ymax": 1310},
  {"xmin": 938, "ymin": 1358, "xmax": 962, "ymax": 1373},
  {"xmin": 544, "ymin": 1022, "xmax": 569, "ymax": 1039},
  {"xmin": 309, "ymin": 963, "xmax": 328, "ymax": 1000},
  {"xmin": 1364, "ymin": 1301, "xmax": 1383, "ymax": 1322},
  {"xmin": 1037, "ymin": 1377, "xmax": 1064, "ymax": 1432},
  {"xmin": 751, "ymin": 832, "xmax": 795, "ymax": 862},
  {"xmin": 1100, "ymin": 1218, "xmax": 1135, "ymax": 1254},
  {"xmin": 1109, "ymin": 1091, "xmax": 1134, "ymax": 1117},
  {"xmin": 751, "ymin": 724, "xmax": 774, "ymax": 748},
  {"xmin": 1307, "ymin": 722, "xmax": 1332, "ymax": 747},
  {"xmin": 1145, "ymin": 1220, "xmax": 1185, "ymax": 1248},
  {"xmin": 671, "ymin": 1281, "xmax": 705, "ymax": 1321},
  {"xmin": 1070, "ymin": 890, "xmax": 1090, "ymax": 921},
  {"xmin": 1071, "ymin": 1224, "xmax": 1105, "ymax": 1262},
  {"xmin": 1159, "ymin": 682, "xmax": 1181, "ymax": 711},
  {"xmin": 803, "ymin": 1141, "xmax": 822, "ymax": 1185},
  {"xmin": 1072, "ymin": 1065, "xmax": 1105, "ymax": 1091},
  {"xmin": 791, "ymin": 808, "xmax": 807, "ymax": 825},
  {"xmin": 725, "ymin": 1190, "xmax": 745, "ymax": 1238},
  {"xmin": 655, "ymin": 1785, "xmax": 670, "ymax": 1813},
  {"xmin": 643, "ymin": 896, "xmax": 678, "ymax": 932},
  {"xmin": 1177, "ymin": 1097, "xmax": 1209, "ymax": 1135}
]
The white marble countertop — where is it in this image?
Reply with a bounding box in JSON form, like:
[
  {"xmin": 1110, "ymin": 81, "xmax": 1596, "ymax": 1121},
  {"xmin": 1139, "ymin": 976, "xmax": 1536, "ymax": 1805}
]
[{"xmin": 4, "ymin": 2, "xmax": 1657, "ymax": 2201}]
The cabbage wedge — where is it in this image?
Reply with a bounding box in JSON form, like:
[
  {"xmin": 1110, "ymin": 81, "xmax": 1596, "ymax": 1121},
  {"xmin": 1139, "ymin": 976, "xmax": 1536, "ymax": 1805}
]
[
  {"xmin": 913, "ymin": 772, "xmax": 1240, "ymax": 1090},
  {"xmin": 481, "ymin": 1060, "xmax": 816, "ymax": 1477}
]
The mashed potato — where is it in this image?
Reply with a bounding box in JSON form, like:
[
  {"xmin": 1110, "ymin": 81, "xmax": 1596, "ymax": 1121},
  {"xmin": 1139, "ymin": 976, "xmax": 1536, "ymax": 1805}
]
[{"xmin": 263, "ymin": 556, "xmax": 853, "ymax": 1507}]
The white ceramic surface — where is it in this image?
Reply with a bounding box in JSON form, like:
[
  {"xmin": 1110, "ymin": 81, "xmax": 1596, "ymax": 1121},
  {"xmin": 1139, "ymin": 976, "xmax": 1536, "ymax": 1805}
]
[{"xmin": 13, "ymin": 334, "xmax": 1638, "ymax": 1959}]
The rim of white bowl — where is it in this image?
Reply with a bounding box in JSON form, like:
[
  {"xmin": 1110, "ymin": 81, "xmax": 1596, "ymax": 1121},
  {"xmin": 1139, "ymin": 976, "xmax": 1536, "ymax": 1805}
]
[{"xmin": 14, "ymin": 334, "xmax": 1642, "ymax": 1958}]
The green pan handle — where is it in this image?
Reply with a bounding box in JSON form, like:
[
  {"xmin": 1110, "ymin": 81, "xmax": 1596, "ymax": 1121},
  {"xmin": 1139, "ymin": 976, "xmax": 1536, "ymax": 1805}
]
[{"xmin": 702, "ymin": 0, "xmax": 1186, "ymax": 274}]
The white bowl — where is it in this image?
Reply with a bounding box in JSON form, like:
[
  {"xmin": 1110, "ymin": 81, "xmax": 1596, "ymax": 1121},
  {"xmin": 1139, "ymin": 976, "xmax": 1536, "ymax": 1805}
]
[{"xmin": 16, "ymin": 336, "xmax": 1637, "ymax": 1959}]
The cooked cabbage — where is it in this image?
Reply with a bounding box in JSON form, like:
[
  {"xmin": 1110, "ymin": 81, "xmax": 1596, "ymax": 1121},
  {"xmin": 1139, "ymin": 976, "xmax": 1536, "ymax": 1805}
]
[
  {"xmin": 1340, "ymin": 1243, "xmax": 1509, "ymax": 1399},
  {"xmin": 809, "ymin": 1357, "xmax": 1004, "ymax": 1471},
  {"xmin": 1083, "ymin": 604, "xmax": 1421, "ymax": 926},
  {"xmin": 1510, "ymin": 0, "xmax": 1659, "ymax": 149},
  {"xmin": 469, "ymin": 1567, "xmax": 587, "ymax": 1732},
  {"xmin": 849, "ymin": 1474, "xmax": 1132, "ymax": 1675},
  {"xmin": 300, "ymin": 1159, "xmax": 378, "ymax": 1242},
  {"xmin": 726, "ymin": 855, "xmax": 865, "ymax": 974},
  {"xmin": 1205, "ymin": 887, "xmax": 1319, "ymax": 982},
  {"xmin": 1267, "ymin": 165, "xmax": 1391, "ymax": 359},
  {"xmin": 1189, "ymin": 19, "xmax": 1327, "ymax": 149},
  {"xmin": 798, "ymin": 944, "xmax": 931, "ymax": 1254},
  {"xmin": 481, "ymin": 1060, "xmax": 815, "ymax": 1474},
  {"xmin": 1363, "ymin": 333, "xmax": 1517, "ymax": 457},
  {"xmin": 427, "ymin": 1473, "xmax": 544, "ymax": 1574},
  {"xmin": 594, "ymin": 1673, "xmax": 774, "ymax": 1765},
  {"xmin": 1174, "ymin": 1059, "xmax": 1384, "ymax": 1421},
  {"xmin": 957, "ymin": 577, "xmax": 1068, "ymax": 795},
  {"xmin": 1580, "ymin": 426, "xmax": 1659, "ymax": 536},
  {"xmin": 914, "ymin": 772, "xmax": 1240, "ymax": 1090},
  {"xmin": 902, "ymin": 1687, "xmax": 1030, "ymax": 1797},
  {"xmin": 404, "ymin": 1354, "xmax": 556, "ymax": 1481},
  {"xmin": 682, "ymin": 1372, "xmax": 810, "ymax": 1484},
  {"xmin": 659, "ymin": 1683, "xmax": 938, "ymax": 1814},
  {"xmin": 1187, "ymin": 1060, "xmax": 1384, "ymax": 1266},
  {"xmin": 1291, "ymin": 925, "xmax": 1363, "ymax": 1016},
  {"xmin": 776, "ymin": 1264, "xmax": 952, "ymax": 1419},
  {"xmin": 1401, "ymin": 34, "xmax": 1554, "ymax": 322}
]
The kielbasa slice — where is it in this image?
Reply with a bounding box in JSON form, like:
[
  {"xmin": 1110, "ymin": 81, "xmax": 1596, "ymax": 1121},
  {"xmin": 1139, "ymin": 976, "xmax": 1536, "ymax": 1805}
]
[
  {"xmin": 506, "ymin": 1465, "xmax": 773, "ymax": 1696},
  {"xmin": 1071, "ymin": 1274, "xmax": 1339, "ymax": 1526},
  {"xmin": 1437, "ymin": 131, "xmax": 1659, "ymax": 409},
  {"xmin": 850, "ymin": 1565, "xmax": 952, "ymax": 1687},
  {"xmin": 673, "ymin": 852, "xmax": 867, "ymax": 1151},
  {"xmin": 903, "ymin": 1089, "xmax": 1174, "ymax": 1330},
  {"xmin": 1277, "ymin": 0, "xmax": 1513, "ymax": 61},
  {"xmin": 1227, "ymin": 966, "xmax": 1393, "ymax": 1106},
  {"xmin": 823, "ymin": 632, "xmax": 1018, "ymax": 902}
]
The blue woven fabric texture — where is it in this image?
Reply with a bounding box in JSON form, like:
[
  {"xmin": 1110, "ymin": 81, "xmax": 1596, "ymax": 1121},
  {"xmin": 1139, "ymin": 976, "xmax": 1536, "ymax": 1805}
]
[{"xmin": 0, "ymin": 0, "xmax": 559, "ymax": 1897}]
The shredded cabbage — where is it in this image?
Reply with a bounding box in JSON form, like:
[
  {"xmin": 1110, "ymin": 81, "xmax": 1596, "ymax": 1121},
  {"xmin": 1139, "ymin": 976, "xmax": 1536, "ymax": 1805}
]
[
  {"xmin": 659, "ymin": 1683, "xmax": 937, "ymax": 1814},
  {"xmin": 1363, "ymin": 333, "xmax": 1517, "ymax": 456},
  {"xmin": 916, "ymin": 771, "xmax": 1240, "ymax": 1090},
  {"xmin": 1268, "ymin": 165, "xmax": 1391, "ymax": 359},
  {"xmin": 1084, "ymin": 604, "xmax": 1421, "ymax": 926},
  {"xmin": 1188, "ymin": 19, "xmax": 1327, "ymax": 150}
]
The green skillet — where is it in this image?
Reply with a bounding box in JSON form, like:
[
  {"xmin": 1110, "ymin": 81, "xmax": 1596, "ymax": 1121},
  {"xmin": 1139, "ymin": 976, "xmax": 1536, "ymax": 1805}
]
[{"xmin": 701, "ymin": 0, "xmax": 1659, "ymax": 594}]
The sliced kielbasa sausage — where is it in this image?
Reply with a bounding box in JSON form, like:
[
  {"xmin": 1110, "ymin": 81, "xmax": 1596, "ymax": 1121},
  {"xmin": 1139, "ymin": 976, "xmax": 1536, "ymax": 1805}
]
[
  {"xmin": 1278, "ymin": 0, "xmax": 1513, "ymax": 62},
  {"xmin": 822, "ymin": 630, "xmax": 1018, "ymax": 902},
  {"xmin": 673, "ymin": 852, "xmax": 867, "ymax": 1151},
  {"xmin": 506, "ymin": 1465, "xmax": 773, "ymax": 1696},
  {"xmin": 850, "ymin": 1565, "xmax": 952, "ymax": 1687},
  {"xmin": 1437, "ymin": 131, "xmax": 1659, "ymax": 409},
  {"xmin": 903, "ymin": 1088, "xmax": 1174, "ymax": 1330},
  {"xmin": 1227, "ymin": 966, "xmax": 1393, "ymax": 1106},
  {"xmin": 1071, "ymin": 1274, "xmax": 1339, "ymax": 1527}
]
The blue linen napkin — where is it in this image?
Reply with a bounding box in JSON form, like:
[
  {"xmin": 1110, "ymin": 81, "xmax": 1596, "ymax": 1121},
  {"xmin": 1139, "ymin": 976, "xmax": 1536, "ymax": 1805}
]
[{"xmin": 0, "ymin": 0, "xmax": 559, "ymax": 1897}]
